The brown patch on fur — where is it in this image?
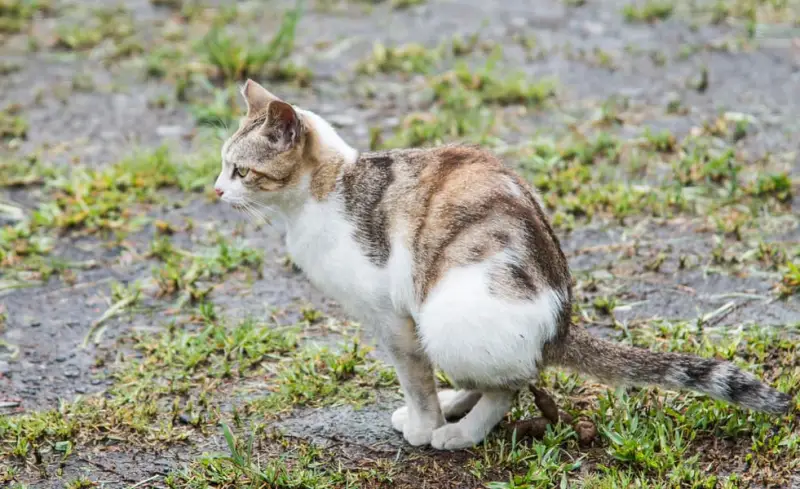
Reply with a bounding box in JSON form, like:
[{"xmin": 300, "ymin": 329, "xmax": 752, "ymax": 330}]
[
  {"xmin": 340, "ymin": 154, "xmax": 395, "ymax": 266},
  {"xmin": 309, "ymin": 159, "xmax": 342, "ymax": 200},
  {"xmin": 404, "ymin": 145, "xmax": 571, "ymax": 305}
]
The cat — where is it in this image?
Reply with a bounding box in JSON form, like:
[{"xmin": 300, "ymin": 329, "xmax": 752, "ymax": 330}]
[{"xmin": 213, "ymin": 79, "xmax": 792, "ymax": 450}]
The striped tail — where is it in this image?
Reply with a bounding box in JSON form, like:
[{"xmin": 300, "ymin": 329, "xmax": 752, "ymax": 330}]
[{"xmin": 543, "ymin": 326, "xmax": 792, "ymax": 414}]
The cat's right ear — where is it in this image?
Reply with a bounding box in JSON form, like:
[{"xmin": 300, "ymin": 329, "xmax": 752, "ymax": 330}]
[{"xmin": 241, "ymin": 79, "xmax": 279, "ymax": 116}]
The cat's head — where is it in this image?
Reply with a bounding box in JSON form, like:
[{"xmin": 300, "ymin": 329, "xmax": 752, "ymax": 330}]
[{"xmin": 214, "ymin": 80, "xmax": 311, "ymax": 209}]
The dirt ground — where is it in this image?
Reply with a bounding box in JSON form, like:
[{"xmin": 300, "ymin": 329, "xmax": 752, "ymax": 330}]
[{"xmin": 1, "ymin": 0, "xmax": 799, "ymax": 488}]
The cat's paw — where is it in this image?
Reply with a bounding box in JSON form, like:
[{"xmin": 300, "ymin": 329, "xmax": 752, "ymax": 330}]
[
  {"xmin": 403, "ymin": 422, "xmax": 434, "ymax": 446},
  {"xmin": 393, "ymin": 407, "xmax": 441, "ymax": 446},
  {"xmin": 391, "ymin": 405, "xmax": 409, "ymax": 433},
  {"xmin": 430, "ymin": 423, "xmax": 479, "ymax": 450}
]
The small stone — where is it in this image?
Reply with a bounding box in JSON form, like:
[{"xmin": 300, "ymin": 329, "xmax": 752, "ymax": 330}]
[
  {"xmin": 0, "ymin": 361, "xmax": 10, "ymax": 375},
  {"xmin": 74, "ymin": 387, "xmax": 86, "ymax": 394},
  {"xmin": 510, "ymin": 17, "xmax": 528, "ymax": 29},
  {"xmin": 64, "ymin": 366, "xmax": 80, "ymax": 378},
  {"xmin": 55, "ymin": 355, "xmax": 68, "ymax": 363},
  {"xmin": 178, "ymin": 413, "xmax": 193, "ymax": 425},
  {"xmin": 583, "ymin": 21, "xmax": 605, "ymax": 36},
  {"xmin": 91, "ymin": 378, "xmax": 102, "ymax": 385}
]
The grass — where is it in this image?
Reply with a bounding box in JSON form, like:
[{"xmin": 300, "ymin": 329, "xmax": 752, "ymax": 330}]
[
  {"xmin": 356, "ymin": 42, "xmax": 441, "ymax": 75},
  {"xmin": 0, "ymin": 311, "xmax": 394, "ymax": 471},
  {"xmin": 150, "ymin": 234, "xmax": 264, "ymax": 306},
  {"xmin": 0, "ymin": 104, "xmax": 27, "ymax": 141},
  {"xmin": 379, "ymin": 50, "xmax": 556, "ymax": 149},
  {"xmin": 2, "ymin": 0, "xmax": 799, "ymax": 486},
  {"xmin": 52, "ymin": 5, "xmax": 136, "ymax": 51},
  {"xmin": 0, "ymin": 0, "xmax": 52, "ymax": 36},
  {"xmin": 513, "ymin": 124, "xmax": 794, "ymax": 231},
  {"xmin": 779, "ymin": 260, "xmax": 800, "ymax": 297},
  {"xmin": 12, "ymin": 313, "xmax": 789, "ymax": 488},
  {"xmin": 622, "ymin": 1, "xmax": 674, "ymax": 23},
  {"xmin": 0, "ymin": 144, "xmax": 219, "ymax": 279},
  {"xmin": 198, "ymin": 4, "xmax": 301, "ymax": 83}
]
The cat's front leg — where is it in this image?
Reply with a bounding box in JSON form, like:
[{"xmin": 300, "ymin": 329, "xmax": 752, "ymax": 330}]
[{"xmin": 380, "ymin": 317, "xmax": 444, "ymax": 446}]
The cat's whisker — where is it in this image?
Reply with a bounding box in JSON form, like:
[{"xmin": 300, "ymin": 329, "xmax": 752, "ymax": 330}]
[{"xmin": 242, "ymin": 201, "xmax": 271, "ymax": 227}]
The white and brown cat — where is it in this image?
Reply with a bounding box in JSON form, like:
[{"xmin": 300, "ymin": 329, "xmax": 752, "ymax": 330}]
[{"xmin": 213, "ymin": 79, "xmax": 791, "ymax": 450}]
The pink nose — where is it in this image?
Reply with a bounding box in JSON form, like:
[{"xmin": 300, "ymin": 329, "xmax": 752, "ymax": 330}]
[{"xmin": 215, "ymin": 188, "xmax": 224, "ymax": 197}]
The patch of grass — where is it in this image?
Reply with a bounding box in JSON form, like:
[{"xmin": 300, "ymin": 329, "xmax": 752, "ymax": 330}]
[
  {"xmin": 622, "ymin": 1, "xmax": 674, "ymax": 23},
  {"xmin": 0, "ymin": 104, "xmax": 27, "ymax": 141},
  {"xmin": 382, "ymin": 106, "xmax": 497, "ymax": 149},
  {"xmin": 0, "ymin": 0, "xmax": 52, "ymax": 36},
  {"xmin": 391, "ymin": 0, "xmax": 425, "ymax": 9},
  {"xmin": 778, "ymin": 260, "xmax": 800, "ymax": 297},
  {"xmin": 0, "ymin": 306, "xmax": 397, "ymax": 475},
  {"xmin": 190, "ymin": 84, "xmax": 240, "ymax": 129},
  {"xmin": 150, "ymin": 235, "xmax": 263, "ymax": 305},
  {"xmin": 199, "ymin": 4, "xmax": 301, "ymax": 83},
  {"xmin": 0, "ymin": 155, "xmax": 55, "ymax": 187},
  {"xmin": 431, "ymin": 52, "xmax": 557, "ymax": 107},
  {"xmin": 53, "ymin": 6, "xmax": 136, "ymax": 51},
  {"xmin": 356, "ymin": 42, "xmax": 440, "ymax": 75},
  {"xmin": 165, "ymin": 425, "xmax": 394, "ymax": 488},
  {"xmin": 380, "ymin": 51, "xmax": 555, "ymax": 149},
  {"xmin": 247, "ymin": 336, "xmax": 397, "ymax": 415},
  {"xmin": 0, "ymin": 144, "xmax": 220, "ymax": 279},
  {"xmin": 513, "ymin": 126, "xmax": 794, "ymax": 231}
]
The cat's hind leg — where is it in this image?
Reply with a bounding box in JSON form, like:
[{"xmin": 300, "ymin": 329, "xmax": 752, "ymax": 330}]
[
  {"xmin": 392, "ymin": 389, "xmax": 482, "ymax": 432},
  {"xmin": 431, "ymin": 389, "xmax": 516, "ymax": 450}
]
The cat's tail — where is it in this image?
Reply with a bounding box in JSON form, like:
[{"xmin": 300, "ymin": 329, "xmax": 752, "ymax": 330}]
[{"xmin": 542, "ymin": 326, "xmax": 793, "ymax": 414}]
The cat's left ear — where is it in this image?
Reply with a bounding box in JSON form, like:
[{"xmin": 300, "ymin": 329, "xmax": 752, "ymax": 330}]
[{"xmin": 261, "ymin": 100, "xmax": 302, "ymax": 151}]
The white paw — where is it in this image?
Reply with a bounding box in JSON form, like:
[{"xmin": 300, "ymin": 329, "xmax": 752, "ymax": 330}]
[
  {"xmin": 391, "ymin": 405, "xmax": 409, "ymax": 433},
  {"xmin": 431, "ymin": 423, "xmax": 480, "ymax": 450},
  {"xmin": 403, "ymin": 422, "xmax": 434, "ymax": 446}
]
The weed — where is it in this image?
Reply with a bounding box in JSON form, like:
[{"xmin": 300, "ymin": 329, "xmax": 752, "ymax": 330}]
[
  {"xmin": 778, "ymin": 261, "xmax": 800, "ymax": 297},
  {"xmin": 199, "ymin": 4, "xmax": 301, "ymax": 83},
  {"xmin": 0, "ymin": 0, "xmax": 52, "ymax": 35},
  {"xmin": 151, "ymin": 236, "xmax": 263, "ymax": 304},
  {"xmin": 53, "ymin": 6, "xmax": 135, "ymax": 51},
  {"xmin": 247, "ymin": 336, "xmax": 397, "ymax": 415},
  {"xmin": 0, "ymin": 155, "xmax": 55, "ymax": 187},
  {"xmin": 623, "ymin": 1, "xmax": 674, "ymax": 23},
  {"xmin": 356, "ymin": 42, "xmax": 440, "ymax": 75},
  {"xmin": 0, "ymin": 104, "xmax": 27, "ymax": 141},
  {"xmin": 641, "ymin": 127, "xmax": 677, "ymax": 153},
  {"xmin": 432, "ymin": 54, "xmax": 557, "ymax": 107},
  {"xmin": 391, "ymin": 0, "xmax": 425, "ymax": 9},
  {"xmin": 593, "ymin": 296, "xmax": 618, "ymax": 315}
]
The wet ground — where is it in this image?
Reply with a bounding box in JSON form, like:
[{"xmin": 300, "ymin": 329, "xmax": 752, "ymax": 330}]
[{"xmin": 1, "ymin": 0, "xmax": 799, "ymax": 487}]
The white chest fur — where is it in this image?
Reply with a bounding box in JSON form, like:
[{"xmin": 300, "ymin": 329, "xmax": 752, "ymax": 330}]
[{"xmin": 284, "ymin": 198, "xmax": 393, "ymax": 322}]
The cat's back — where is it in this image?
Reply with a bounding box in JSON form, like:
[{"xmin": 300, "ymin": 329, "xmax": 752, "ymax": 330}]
[{"xmin": 337, "ymin": 144, "xmax": 571, "ymax": 308}]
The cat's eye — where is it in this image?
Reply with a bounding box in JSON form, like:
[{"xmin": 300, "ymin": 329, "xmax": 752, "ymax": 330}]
[{"xmin": 233, "ymin": 166, "xmax": 249, "ymax": 178}]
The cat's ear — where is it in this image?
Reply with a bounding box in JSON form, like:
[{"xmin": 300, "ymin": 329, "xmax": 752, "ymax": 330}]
[
  {"xmin": 240, "ymin": 78, "xmax": 279, "ymax": 116},
  {"xmin": 262, "ymin": 100, "xmax": 302, "ymax": 150}
]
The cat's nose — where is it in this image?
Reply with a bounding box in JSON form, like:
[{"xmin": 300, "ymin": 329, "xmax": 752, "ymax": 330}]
[{"xmin": 214, "ymin": 187, "xmax": 224, "ymax": 197}]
